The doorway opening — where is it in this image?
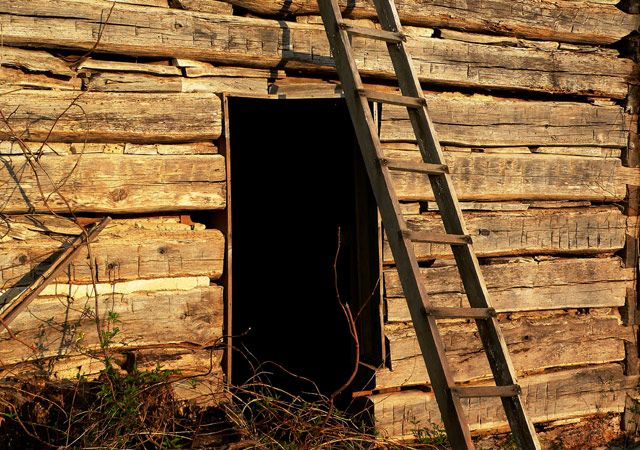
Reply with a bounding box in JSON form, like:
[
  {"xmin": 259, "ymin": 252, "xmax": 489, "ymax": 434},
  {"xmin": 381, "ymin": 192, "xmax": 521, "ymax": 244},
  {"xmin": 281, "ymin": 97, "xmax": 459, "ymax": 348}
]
[{"xmin": 228, "ymin": 97, "xmax": 380, "ymax": 401}]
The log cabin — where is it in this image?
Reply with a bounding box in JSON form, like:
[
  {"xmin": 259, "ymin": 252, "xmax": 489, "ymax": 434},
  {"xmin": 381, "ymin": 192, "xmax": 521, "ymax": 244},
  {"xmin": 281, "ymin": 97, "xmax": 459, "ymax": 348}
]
[{"xmin": 0, "ymin": 0, "xmax": 639, "ymax": 445}]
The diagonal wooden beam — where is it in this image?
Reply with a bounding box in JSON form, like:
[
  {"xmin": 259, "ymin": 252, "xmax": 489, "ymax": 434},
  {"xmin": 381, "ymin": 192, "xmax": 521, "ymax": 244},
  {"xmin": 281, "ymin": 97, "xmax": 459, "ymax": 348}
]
[{"xmin": 0, "ymin": 216, "xmax": 111, "ymax": 327}]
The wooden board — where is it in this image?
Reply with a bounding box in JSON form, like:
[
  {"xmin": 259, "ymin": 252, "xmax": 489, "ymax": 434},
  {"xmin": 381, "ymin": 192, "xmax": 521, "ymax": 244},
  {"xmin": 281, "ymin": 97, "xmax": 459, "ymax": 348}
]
[
  {"xmin": 0, "ymin": 216, "xmax": 225, "ymax": 286},
  {"xmin": 83, "ymin": 72, "xmax": 268, "ymax": 94},
  {"xmin": 384, "ymin": 207, "xmax": 628, "ymax": 262},
  {"xmin": 377, "ymin": 311, "xmax": 631, "ymax": 388},
  {"xmin": 372, "ymin": 364, "xmax": 638, "ymax": 438},
  {"xmin": 0, "ymin": 285, "xmax": 223, "ymax": 369},
  {"xmin": 0, "ymin": 66, "xmax": 81, "ymax": 91},
  {"xmin": 0, "ymin": 46, "xmax": 75, "ymax": 77},
  {"xmin": 383, "ymin": 149, "xmax": 626, "ymax": 202},
  {"xmin": 0, "ymin": 90, "xmax": 222, "ymax": 143},
  {"xmin": 77, "ymin": 58, "xmax": 183, "ymax": 75},
  {"xmin": 0, "ymin": 153, "xmax": 225, "ymax": 213},
  {"xmin": 224, "ymin": 0, "xmax": 639, "ymax": 45},
  {"xmin": 380, "ymin": 97, "xmax": 630, "ymax": 147},
  {"xmin": 385, "ymin": 257, "xmax": 635, "ymax": 319},
  {"xmin": 0, "ymin": 0, "xmax": 635, "ymax": 97},
  {"xmin": 0, "ymin": 142, "xmax": 218, "ymax": 155},
  {"xmin": 170, "ymin": 0, "xmax": 232, "ymax": 14}
]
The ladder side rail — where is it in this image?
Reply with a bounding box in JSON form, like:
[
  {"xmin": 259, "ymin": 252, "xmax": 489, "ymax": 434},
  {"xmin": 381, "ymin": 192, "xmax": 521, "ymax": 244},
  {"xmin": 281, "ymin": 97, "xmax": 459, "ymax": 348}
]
[
  {"xmin": 317, "ymin": 1, "xmax": 474, "ymax": 448},
  {"xmin": 372, "ymin": 2, "xmax": 541, "ymax": 448}
]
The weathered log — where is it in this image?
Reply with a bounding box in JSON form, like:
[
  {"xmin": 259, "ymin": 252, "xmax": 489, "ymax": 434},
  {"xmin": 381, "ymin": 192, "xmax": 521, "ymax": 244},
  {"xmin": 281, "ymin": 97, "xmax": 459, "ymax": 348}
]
[
  {"xmin": 172, "ymin": 59, "xmax": 284, "ymax": 78},
  {"xmin": 381, "ymin": 97, "xmax": 631, "ymax": 147},
  {"xmin": 0, "ymin": 142, "xmax": 218, "ymax": 155},
  {"xmin": 383, "ymin": 207, "xmax": 628, "ymax": 262},
  {"xmin": 170, "ymin": 0, "xmax": 232, "ymax": 14},
  {"xmin": 385, "ymin": 257, "xmax": 634, "ymax": 320},
  {"xmin": 0, "ymin": 47, "xmax": 75, "ymax": 77},
  {"xmin": 1, "ymin": 0, "xmax": 635, "ymax": 97},
  {"xmin": 223, "ymin": 0, "xmax": 639, "ymax": 45},
  {"xmin": 377, "ymin": 311, "xmax": 631, "ymax": 388},
  {"xmin": 384, "ymin": 148, "xmax": 626, "ymax": 202},
  {"xmin": 77, "ymin": 58, "xmax": 183, "ymax": 75},
  {"xmin": 0, "ymin": 216, "xmax": 224, "ymax": 286},
  {"xmin": 0, "ymin": 153, "xmax": 225, "ymax": 213},
  {"xmin": 0, "ymin": 66, "xmax": 81, "ymax": 91},
  {"xmin": 0, "ymin": 285, "xmax": 223, "ymax": 367},
  {"xmin": 83, "ymin": 72, "xmax": 268, "ymax": 94},
  {"xmin": 0, "ymin": 90, "xmax": 222, "ymax": 143},
  {"xmin": 372, "ymin": 364, "xmax": 638, "ymax": 438}
]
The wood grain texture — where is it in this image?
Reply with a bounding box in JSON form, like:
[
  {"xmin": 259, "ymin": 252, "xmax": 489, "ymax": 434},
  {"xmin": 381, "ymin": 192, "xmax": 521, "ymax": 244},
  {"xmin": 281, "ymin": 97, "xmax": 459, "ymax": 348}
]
[
  {"xmin": 0, "ymin": 66, "xmax": 81, "ymax": 90},
  {"xmin": 0, "ymin": 142, "xmax": 218, "ymax": 155},
  {"xmin": 224, "ymin": 0, "xmax": 639, "ymax": 45},
  {"xmin": 170, "ymin": 0, "xmax": 232, "ymax": 14},
  {"xmin": 0, "ymin": 153, "xmax": 225, "ymax": 213},
  {"xmin": 385, "ymin": 257, "xmax": 634, "ymax": 319},
  {"xmin": 372, "ymin": 364, "xmax": 638, "ymax": 438},
  {"xmin": 0, "ymin": 90, "xmax": 222, "ymax": 143},
  {"xmin": 83, "ymin": 72, "xmax": 268, "ymax": 94},
  {"xmin": 384, "ymin": 149, "xmax": 626, "ymax": 202},
  {"xmin": 384, "ymin": 207, "xmax": 628, "ymax": 262},
  {"xmin": 378, "ymin": 311, "xmax": 631, "ymax": 388},
  {"xmin": 380, "ymin": 97, "xmax": 631, "ymax": 147},
  {"xmin": 0, "ymin": 285, "xmax": 223, "ymax": 372},
  {"xmin": 0, "ymin": 47, "xmax": 75, "ymax": 77},
  {"xmin": 0, "ymin": 0, "xmax": 635, "ymax": 97},
  {"xmin": 0, "ymin": 216, "xmax": 225, "ymax": 287}
]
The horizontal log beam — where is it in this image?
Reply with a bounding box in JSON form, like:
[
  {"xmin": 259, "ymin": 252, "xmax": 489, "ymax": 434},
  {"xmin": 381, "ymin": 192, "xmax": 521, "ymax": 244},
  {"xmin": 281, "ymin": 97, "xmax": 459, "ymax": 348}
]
[
  {"xmin": 385, "ymin": 149, "xmax": 626, "ymax": 202},
  {"xmin": 385, "ymin": 257, "xmax": 634, "ymax": 319},
  {"xmin": 377, "ymin": 311, "xmax": 632, "ymax": 389},
  {"xmin": 0, "ymin": 0, "xmax": 635, "ymax": 97},
  {"xmin": 372, "ymin": 364, "xmax": 638, "ymax": 438},
  {"xmin": 0, "ymin": 153, "xmax": 225, "ymax": 213},
  {"xmin": 0, "ymin": 142, "xmax": 218, "ymax": 155},
  {"xmin": 381, "ymin": 97, "xmax": 631, "ymax": 147},
  {"xmin": 0, "ymin": 90, "xmax": 222, "ymax": 143},
  {"xmin": 225, "ymin": 0, "xmax": 639, "ymax": 45},
  {"xmin": 384, "ymin": 207, "xmax": 628, "ymax": 262},
  {"xmin": 0, "ymin": 285, "xmax": 224, "ymax": 367},
  {"xmin": 0, "ymin": 216, "xmax": 225, "ymax": 286}
]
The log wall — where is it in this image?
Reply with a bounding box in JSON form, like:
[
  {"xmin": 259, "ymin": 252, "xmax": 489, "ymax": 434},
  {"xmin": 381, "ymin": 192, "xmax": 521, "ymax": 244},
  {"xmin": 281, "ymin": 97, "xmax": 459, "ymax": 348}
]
[{"xmin": 0, "ymin": 0, "xmax": 639, "ymax": 444}]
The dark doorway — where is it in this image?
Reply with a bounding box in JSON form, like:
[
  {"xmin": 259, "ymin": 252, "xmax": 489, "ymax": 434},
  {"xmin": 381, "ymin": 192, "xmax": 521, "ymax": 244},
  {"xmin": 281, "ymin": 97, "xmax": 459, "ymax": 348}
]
[{"xmin": 228, "ymin": 97, "xmax": 379, "ymax": 400}]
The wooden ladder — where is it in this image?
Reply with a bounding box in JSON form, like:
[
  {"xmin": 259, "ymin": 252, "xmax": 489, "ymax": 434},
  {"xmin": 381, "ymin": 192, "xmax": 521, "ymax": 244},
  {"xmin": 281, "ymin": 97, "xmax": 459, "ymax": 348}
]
[{"xmin": 317, "ymin": 1, "xmax": 541, "ymax": 449}]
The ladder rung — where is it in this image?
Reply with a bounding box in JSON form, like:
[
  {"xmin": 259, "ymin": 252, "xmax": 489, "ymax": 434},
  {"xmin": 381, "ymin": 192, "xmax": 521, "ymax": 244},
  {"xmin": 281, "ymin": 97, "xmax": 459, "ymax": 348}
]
[
  {"xmin": 338, "ymin": 22, "xmax": 405, "ymax": 43},
  {"xmin": 451, "ymin": 385, "xmax": 521, "ymax": 398},
  {"xmin": 379, "ymin": 158, "xmax": 448, "ymax": 174},
  {"xmin": 402, "ymin": 229, "xmax": 472, "ymax": 245},
  {"xmin": 358, "ymin": 89, "xmax": 426, "ymax": 108},
  {"xmin": 426, "ymin": 307, "xmax": 496, "ymax": 319}
]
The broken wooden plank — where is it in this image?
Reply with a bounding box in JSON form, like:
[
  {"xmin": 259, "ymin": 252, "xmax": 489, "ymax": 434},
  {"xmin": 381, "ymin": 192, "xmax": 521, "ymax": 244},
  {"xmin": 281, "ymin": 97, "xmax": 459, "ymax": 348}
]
[
  {"xmin": 0, "ymin": 66, "xmax": 81, "ymax": 90},
  {"xmin": 82, "ymin": 72, "xmax": 268, "ymax": 93},
  {"xmin": 0, "ymin": 217, "xmax": 111, "ymax": 327},
  {"xmin": 0, "ymin": 153, "xmax": 225, "ymax": 213},
  {"xmin": 0, "ymin": 216, "xmax": 225, "ymax": 286},
  {"xmin": 0, "ymin": 47, "xmax": 75, "ymax": 77},
  {"xmin": 385, "ymin": 257, "xmax": 634, "ymax": 319},
  {"xmin": 0, "ymin": 90, "xmax": 222, "ymax": 143},
  {"xmin": 0, "ymin": 0, "xmax": 635, "ymax": 97},
  {"xmin": 0, "ymin": 142, "xmax": 217, "ymax": 155},
  {"xmin": 384, "ymin": 149, "xmax": 626, "ymax": 202},
  {"xmin": 384, "ymin": 207, "xmax": 628, "ymax": 262},
  {"xmin": 381, "ymin": 97, "xmax": 631, "ymax": 147},
  {"xmin": 77, "ymin": 58, "xmax": 183, "ymax": 75},
  {"xmin": 372, "ymin": 364, "xmax": 638, "ymax": 438},
  {"xmin": 425, "ymin": 202, "xmax": 530, "ymax": 211},
  {"xmin": 223, "ymin": 0, "xmax": 639, "ymax": 45},
  {"xmin": 0, "ymin": 285, "xmax": 223, "ymax": 367}
]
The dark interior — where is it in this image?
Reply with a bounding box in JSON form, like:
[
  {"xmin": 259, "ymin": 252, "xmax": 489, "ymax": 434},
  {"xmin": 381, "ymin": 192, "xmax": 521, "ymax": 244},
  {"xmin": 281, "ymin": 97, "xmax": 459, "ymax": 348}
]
[{"xmin": 228, "ymin": 97, "xmax": 378, "ymax": 400}]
